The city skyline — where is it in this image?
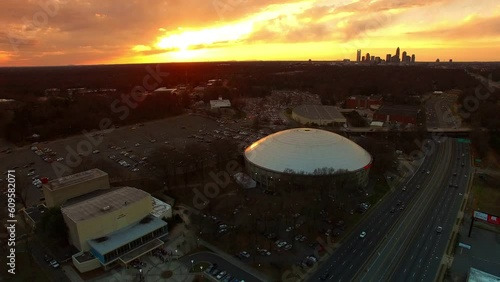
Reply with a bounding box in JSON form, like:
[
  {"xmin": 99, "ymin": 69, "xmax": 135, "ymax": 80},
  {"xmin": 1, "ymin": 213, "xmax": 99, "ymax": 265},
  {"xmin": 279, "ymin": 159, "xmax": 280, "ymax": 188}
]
[{"xmin": 0, "ymin": 0, "xmax": 500, "ymax": 66}]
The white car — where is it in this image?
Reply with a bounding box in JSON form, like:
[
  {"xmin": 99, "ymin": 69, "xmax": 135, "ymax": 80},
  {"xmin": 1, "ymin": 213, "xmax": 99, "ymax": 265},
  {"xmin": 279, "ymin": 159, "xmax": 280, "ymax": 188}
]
[
  {"xmin": 49, "ymin": 260, "xmax": 60, "ymax": 268},
  {"xmin": 135, "ymin": 143, "xmax": 141, "ymax": 147},
  {"xmin": 359, "ymin": 231, "xmax": 367, "ymax": 238},
  {"xmin": 92, "ymin": 150, "xmax": 100, "ymax": 154}
]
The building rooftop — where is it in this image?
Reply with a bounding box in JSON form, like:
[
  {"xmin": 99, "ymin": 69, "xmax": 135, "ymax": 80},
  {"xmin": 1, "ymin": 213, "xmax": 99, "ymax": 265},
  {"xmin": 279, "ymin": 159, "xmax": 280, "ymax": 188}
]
[
  {"xmin": 348, "ymin": 95, "xmax": 383, "ymax": 100},
  {"xmin": 376, "ymin": 103, "xmax": 420, "ymax": 117},
  {"xmin": 45, "ymin": 168, "xmax": 107, "ymax": 191},
  {"xmin": 468, "ymin": 267, "xmax": 500, "ymax": 282},
  {"xmin": 61, "ymin": 187, "xmax": 150, "ymax": 222},
  {"xmin": 293, "ymin": 105, "xmax": 346, "ymax": 122},
  {"xmin": 88, "ymin": 215, "xmax": 167, "ymax": 256},
  {"xmin": 73, "ymin": 252, "xmax": 96, "ymax": 264},
  {"xmin": 210, "ymin": 99, "xmax": 231, "ymax": 108},
  {"xmin": 153, "ymin": 87, "xmax": 176, "ymax": 93},
  {"xmin": 245, "ymin": 128, "xmax": 372, "ymax": 174},
  {"xmin": 151, "ymin": 197, "xmax": 171, "ymax": 218}
]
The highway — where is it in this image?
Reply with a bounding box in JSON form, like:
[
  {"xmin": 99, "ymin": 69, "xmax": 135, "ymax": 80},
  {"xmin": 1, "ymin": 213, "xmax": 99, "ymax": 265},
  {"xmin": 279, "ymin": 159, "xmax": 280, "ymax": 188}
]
[
  {"xmin": 306, "ymin": 137, "xmax": 448, "ymax": 282},
  {"xmin": 357, "ymin": 139, "xmax": 469, "ymax": 282}
]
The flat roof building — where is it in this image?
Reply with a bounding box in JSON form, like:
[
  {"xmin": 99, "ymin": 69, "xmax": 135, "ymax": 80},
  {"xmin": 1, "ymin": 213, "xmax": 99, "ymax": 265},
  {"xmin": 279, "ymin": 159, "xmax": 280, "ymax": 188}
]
[
  {"xmin": 210, "ymin": 97, "xmax": 231, "ymax": 109},
  {"xmin": 467, "ymin": 267, "xmax": 500, "ymax": 282},
  {"xmin": 43, "ymin": 168, "xmax": 110, "ymax": 208},
  {"xmin": 373, "ymin": 103, "xmax": 420, "ymax": 125},
  {"xmin": 62, "ymin": 187, "xmax": 168, "ymax": 273},
  {"xmin": 292, "ymin": 105, "xmax": 347, "ymax": 126}
]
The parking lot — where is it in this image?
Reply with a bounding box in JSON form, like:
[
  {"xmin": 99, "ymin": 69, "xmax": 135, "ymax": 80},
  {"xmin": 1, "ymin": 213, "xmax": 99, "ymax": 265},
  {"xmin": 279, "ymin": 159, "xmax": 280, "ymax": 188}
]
[
  {"xmin": 190, "ymin": 182, "xmax": 369, "ymax": 278},
  {"xmin": 0, "ymin": 113, "xmax": 263, "ymax": 208},
  {"xmin": 449, "ymin": 216, "xmax": 500, "ymax": 279}
]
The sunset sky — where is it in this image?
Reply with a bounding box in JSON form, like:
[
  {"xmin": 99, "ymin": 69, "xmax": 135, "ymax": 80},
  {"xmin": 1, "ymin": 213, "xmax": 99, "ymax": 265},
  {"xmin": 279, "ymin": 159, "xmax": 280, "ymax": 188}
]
[{"xmin": 1, "ymin": 0, "xmax": 499, "ymax": 66}]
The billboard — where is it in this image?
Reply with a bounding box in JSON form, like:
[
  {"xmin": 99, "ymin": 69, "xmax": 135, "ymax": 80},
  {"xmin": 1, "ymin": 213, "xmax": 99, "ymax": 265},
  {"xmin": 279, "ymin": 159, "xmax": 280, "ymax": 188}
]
[{"xmin": 473, "ymin": 211, "xmax": 500, "ymax": 225}]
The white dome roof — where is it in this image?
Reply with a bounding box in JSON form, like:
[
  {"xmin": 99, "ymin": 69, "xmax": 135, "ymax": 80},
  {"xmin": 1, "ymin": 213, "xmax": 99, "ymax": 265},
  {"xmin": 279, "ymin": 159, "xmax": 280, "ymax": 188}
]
[{"xmin": 244, "ymin": 128, "xmax": 371, "ymax": 174}]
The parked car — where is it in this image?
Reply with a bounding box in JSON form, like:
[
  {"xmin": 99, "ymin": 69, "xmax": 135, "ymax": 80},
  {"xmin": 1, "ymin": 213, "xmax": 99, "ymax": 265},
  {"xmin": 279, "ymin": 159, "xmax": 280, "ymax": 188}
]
[
  {"xmin": 239, "ymin": 251, "xmax": 250, "ymax": 258},
  {"xmin": 216, "ymin": 271, "xmax": 227, "ymax": 279},
  {"xmin": 49, "ymin": 260, "xmax": 60, "ymax": 268}
]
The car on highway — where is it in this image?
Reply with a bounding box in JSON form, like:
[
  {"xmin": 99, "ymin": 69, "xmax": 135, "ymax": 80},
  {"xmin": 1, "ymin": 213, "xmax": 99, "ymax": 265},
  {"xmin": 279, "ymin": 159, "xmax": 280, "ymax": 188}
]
[
  {"xmin": 359, "ymin": 231, "xmax": 367, "ymax": 238},
  {"xmin": 402, "ymin": 186, "xmax": 407, "ymax": 191},
  {"xmin": 92, "ymin": 150, "xmax": 100, "ymax": 154},
  {"xmin": 436, "ymin": 226, "xmax": 443, "ymax": 233}
]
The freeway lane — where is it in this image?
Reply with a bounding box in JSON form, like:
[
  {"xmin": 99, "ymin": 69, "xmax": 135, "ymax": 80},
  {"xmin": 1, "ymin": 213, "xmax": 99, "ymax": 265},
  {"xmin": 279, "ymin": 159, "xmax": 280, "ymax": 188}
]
[
  {"xmin": 306, "ymin": 137, "xmax": 447, "ymax": 282},
  {"xmin": 389, "ymin": 141, "xmax": 471, "ymax": 282},
  {"xmin": 358, "ymin": 139, "xmax": 470, "ymax": 282},
  {"xmin": 357, "ymin": 138, "xmax": 454, "ymax": 282}
]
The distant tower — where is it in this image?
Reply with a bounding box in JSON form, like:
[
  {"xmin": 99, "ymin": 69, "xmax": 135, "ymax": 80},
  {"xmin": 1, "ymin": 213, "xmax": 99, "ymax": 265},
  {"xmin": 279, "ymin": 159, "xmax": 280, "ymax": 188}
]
[
  {"xmin": 449, "ymin": 59, "xmax": 453, "ymax": 63},
  {"xmin": 386, "ymin": 54, "xmax": 391, "ymax": 62},
  {"xmin": 366, "ymin": 53, "xmax": 370, "ymax": 62},
  {"xmin": 411, "ymin": 54, "xmax": 415, "ymax": 63},
  {"xmin": 362, "ymin": 56, "xmax": 365, "ymax": 61},
  {"xmin": 402, "ymin": 51, "xmax": 407, "ymax": 62},
  {"xmin": 357, "ymin": 49, "xmax": 361, "ymax": 62},
  {"xmin": 395, "ymin": 47, "xmax": 400, "ymax": 59},
  {"xmin": 436, "ymin": 58, "xmax": 440, "ymax": 62},
  {"xmin": 371, "ymin": 56, "xmax": 375, "ymax": 61}
]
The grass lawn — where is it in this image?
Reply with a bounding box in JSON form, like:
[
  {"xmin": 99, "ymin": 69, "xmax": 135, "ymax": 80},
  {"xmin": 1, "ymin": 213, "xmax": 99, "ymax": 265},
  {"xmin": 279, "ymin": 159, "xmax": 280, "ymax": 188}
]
[
  {"xmin": 366, "ymin": 179, "xmax": 390, "ymax": 205},
  {"xmin": 471, "ymin": 175, "xmax": 500, "ymax": 216}
]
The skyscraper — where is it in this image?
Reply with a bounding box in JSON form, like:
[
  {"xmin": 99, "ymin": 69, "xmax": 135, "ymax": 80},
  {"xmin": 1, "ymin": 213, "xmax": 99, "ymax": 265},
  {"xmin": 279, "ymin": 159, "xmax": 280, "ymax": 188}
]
[
  {"xmin": 366, "ymin": 53, "xmax": 370, "ymax": 62},
  {"xmin": 386, "ymin": 54, "xmax": 391, "ymax": 62},
  {"xmin": 395, "ymin": 47, "xmax": 400, "ymax": 61},
  {"xmin": 357, "ymin": 49, "xmax": 361, "ymax": 62},
  {"xmin": 402, "ymin": 51, "xmax": 407, "ymax": 62},
  {"xmin": 411, "ymin": 54, "xmax": 415, "ymax": 63}
]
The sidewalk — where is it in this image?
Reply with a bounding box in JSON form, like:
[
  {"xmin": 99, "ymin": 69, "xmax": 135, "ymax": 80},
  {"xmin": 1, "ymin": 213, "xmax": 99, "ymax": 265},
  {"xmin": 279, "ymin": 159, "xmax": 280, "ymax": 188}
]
[{"xmin": 63, "ymin": 266, "xmax": 85, "ymax": 282}]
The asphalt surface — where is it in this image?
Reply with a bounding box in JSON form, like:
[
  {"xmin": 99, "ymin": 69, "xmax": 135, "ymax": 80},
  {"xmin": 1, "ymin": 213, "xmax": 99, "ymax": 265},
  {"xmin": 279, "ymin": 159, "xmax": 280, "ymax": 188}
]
[
  {"xmin": 425, "ymin": 94, "xmax": 459, "ymax": 130},
  {"xmin": 358, "ymin": 139, "xmax": 470, "ymax": 282},
  {"xmin": 181, "ymin": 251, "xmax": 263, "ymax": 282},
  {"xmin": 305, "ymin": 136, "xmax": 445, "ymax": 282}
]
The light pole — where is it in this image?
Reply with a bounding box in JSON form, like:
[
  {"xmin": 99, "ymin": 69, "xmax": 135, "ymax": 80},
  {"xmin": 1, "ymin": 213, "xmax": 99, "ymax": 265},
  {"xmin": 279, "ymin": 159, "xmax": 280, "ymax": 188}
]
[{"xmin": 191, "ymin": 260, "xmax": 194, "ymax": 272}]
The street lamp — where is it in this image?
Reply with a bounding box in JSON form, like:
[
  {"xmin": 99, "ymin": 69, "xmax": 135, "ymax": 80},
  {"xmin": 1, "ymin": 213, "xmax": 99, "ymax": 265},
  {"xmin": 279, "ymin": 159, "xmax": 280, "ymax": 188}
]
[{"xmin": 191, "ymin": 260, "xmax": 194, "ymax": 271}]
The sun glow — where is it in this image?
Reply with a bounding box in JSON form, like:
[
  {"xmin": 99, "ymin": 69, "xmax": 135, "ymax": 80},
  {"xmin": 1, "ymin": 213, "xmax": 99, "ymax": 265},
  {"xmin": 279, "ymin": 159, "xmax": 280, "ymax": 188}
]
[{"xmin": 155, "ymin": 22, "xmax": 254, "ymax": 51}]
